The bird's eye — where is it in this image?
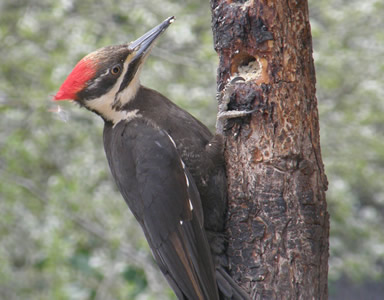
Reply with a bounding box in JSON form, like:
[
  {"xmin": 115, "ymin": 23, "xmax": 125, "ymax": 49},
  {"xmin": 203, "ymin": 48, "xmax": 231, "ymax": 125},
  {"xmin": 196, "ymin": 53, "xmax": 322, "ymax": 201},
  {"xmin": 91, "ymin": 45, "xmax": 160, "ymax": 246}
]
[{"xmin": 110, "ymin": 65, "xmax": 121, "ymax": 75}]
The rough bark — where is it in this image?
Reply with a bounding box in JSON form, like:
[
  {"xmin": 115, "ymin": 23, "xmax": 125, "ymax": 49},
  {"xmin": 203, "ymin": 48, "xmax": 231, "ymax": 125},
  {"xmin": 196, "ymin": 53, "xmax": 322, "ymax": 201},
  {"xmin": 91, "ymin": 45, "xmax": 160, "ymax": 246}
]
[{"xmin": 210, "ymin": 1, "xmax": 329, "ymax": 299}]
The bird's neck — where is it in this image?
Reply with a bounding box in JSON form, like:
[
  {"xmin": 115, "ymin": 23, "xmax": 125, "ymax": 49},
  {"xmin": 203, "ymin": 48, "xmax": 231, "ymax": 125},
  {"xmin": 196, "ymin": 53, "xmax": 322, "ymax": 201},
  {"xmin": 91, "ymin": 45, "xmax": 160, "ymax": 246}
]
[{"xmin": 86, "ymin": 81, "xmax": 142, "ymax": 125}]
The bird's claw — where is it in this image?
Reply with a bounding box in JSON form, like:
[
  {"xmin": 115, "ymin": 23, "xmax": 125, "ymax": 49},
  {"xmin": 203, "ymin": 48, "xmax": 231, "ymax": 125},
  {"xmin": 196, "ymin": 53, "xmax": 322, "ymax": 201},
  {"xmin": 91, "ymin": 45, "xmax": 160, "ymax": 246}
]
[{"xmin": 216, "ymin": 77, "xmax": 255, "ymax": 134}]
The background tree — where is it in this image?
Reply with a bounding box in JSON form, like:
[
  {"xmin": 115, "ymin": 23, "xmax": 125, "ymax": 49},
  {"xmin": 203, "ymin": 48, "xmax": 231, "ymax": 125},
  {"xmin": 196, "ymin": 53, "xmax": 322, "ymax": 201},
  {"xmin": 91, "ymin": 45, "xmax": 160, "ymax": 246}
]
[
  {"xmin": 211, "ymin": 0, "xmax": 328, "ymax": 298},
  {"xmin": 1, "ymin": 0, "xmax": 384, "ymax": 299}
]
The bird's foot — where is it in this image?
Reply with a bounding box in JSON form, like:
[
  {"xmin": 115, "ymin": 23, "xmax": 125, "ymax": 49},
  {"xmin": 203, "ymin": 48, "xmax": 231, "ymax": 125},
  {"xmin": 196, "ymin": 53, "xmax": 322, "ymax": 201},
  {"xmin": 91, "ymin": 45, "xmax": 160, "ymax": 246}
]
[{"xmin": 215, "ymin": 76, "xmax": 255, "ymax": 135}]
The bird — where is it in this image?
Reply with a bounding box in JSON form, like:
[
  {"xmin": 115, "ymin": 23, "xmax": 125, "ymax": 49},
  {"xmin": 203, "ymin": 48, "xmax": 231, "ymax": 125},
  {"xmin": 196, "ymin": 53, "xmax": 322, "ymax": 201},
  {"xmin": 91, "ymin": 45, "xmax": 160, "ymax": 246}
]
[{"xmin": 54, "ymin": 16, "xmax": 249, "ymax": 300}]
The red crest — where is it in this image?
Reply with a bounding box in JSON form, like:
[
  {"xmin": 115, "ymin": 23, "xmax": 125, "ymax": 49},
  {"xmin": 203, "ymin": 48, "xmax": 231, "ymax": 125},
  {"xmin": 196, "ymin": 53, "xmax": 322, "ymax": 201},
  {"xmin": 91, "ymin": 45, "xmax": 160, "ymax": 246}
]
[{"xmin": 54, "ymin": 57, "xmax": 97, "ymax": 101}]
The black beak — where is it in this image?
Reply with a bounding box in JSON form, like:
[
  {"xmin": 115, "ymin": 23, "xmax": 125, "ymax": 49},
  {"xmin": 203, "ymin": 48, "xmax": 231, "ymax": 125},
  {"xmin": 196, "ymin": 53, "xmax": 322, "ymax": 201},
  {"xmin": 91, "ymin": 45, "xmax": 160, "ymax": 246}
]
[
  {"xmin": 115, "ymin": 17, "xmax": 175, "ymax": 95},
  {"xmin": 129, "ymin": 16, "xmax": 175, "ymax": 59}
]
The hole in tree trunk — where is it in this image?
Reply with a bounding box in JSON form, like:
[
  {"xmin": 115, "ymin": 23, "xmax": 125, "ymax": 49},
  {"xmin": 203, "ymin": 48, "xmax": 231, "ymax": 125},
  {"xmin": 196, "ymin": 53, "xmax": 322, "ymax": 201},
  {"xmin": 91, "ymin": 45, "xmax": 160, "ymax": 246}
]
[{"xmin": 230, "ymin": 52, "xmax": 256, "ymax": 75}]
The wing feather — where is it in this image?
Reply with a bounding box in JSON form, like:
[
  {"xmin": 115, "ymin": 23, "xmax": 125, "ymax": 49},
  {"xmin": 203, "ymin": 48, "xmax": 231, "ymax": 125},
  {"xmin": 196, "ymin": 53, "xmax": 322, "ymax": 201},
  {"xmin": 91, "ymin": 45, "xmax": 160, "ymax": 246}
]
[{"xmin": 103, "ymin": 119, "xmax": 219, "ymax": 299}]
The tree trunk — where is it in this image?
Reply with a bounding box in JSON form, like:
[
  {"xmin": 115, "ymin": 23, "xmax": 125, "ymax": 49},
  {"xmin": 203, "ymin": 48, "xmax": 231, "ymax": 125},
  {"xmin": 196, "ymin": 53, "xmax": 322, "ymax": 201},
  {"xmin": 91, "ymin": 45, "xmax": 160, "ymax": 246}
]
[{"xmin": 210, "ymin": 1, "xmax": 329, "ymax": 299}]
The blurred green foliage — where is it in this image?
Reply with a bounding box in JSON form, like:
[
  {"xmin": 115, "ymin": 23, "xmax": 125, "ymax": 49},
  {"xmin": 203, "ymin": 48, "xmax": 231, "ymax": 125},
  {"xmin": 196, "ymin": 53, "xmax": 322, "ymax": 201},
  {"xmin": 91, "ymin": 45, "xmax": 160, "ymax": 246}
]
[
  {"xmin": 310, "ymin": 0, "xmax": 384, "ymax": 286},
  {"xmin": 0, "ymin": 0, "xmax": 383, "ymax": 299}
]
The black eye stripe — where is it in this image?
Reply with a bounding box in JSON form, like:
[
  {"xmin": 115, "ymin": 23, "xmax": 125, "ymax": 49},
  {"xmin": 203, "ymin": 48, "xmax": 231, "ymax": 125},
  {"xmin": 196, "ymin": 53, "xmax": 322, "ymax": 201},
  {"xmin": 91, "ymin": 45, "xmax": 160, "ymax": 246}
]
[
  {"xmin": 80, "ymin": 68, "xmax": 119, "ymax": 101},
  {"xmin": 117, "ymin": 58, "xmax": 141, "ymax": 94},
  {"xmin": 74, "ymin": 45, "xmax": 131, "ymax": 101}
]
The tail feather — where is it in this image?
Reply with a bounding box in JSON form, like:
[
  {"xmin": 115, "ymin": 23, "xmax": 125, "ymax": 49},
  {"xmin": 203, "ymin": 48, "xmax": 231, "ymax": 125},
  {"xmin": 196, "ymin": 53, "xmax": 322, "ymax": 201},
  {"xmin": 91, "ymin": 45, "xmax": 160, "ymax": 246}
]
[{"xmin": 216, "ymin": 266, "xmax": 250, "ymax": 300}]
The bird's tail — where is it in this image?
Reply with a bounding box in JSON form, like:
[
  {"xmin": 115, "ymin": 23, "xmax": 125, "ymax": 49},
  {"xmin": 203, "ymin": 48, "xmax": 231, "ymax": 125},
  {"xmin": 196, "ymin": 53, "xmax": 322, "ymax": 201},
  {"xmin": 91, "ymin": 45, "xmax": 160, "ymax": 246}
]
[
  {"xmin": 205, "ymin": 231, "xmax": 250, "ymax": 299},
  {"xmin": 216, "ymin": 266, "xmax": 250, "ymax": 300}
]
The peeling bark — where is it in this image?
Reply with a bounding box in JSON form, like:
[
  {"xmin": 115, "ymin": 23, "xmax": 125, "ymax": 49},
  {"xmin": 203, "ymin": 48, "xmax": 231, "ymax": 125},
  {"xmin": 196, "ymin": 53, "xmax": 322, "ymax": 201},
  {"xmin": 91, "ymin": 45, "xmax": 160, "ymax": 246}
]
[{"xmin": 210, "ymin": 1, "xmax": 329, "ymax": 299}]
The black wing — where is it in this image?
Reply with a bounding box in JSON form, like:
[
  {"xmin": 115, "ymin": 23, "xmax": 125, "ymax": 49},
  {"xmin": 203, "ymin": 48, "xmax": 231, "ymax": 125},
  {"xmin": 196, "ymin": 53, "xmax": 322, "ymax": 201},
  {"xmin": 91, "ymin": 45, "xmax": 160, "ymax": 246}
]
[{"xmin": 103, "ymin": 118, "xmax": 219, "ymax": 299}]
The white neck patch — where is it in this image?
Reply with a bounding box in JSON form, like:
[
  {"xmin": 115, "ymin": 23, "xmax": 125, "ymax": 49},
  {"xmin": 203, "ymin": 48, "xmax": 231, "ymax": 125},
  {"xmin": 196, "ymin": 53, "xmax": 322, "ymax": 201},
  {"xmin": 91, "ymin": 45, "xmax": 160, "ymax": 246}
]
[{"xmin": 112, "ymin": 109, "xmax": 140, "ymax": 128}]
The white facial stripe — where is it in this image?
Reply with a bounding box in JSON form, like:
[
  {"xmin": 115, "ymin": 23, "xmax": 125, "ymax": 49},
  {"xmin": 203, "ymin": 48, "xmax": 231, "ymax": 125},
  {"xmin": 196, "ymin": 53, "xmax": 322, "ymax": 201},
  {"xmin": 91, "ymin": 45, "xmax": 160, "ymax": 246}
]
[
  {"xmin": 85, "ymin": 59, "xmax": 141, "ymax": 123},
  {"xmin": 115, "ymin": 52, "xmax": 145, "ymax": 107},
  {"xmin": 85, "ymin": 93, "xmax": 126, "ymax": 122},
  {"xmin": 116, "ymin": 66, "xmax": 141, "ymax": 106},
  {"xmin": 87, "ymin": 69, "xmax": 110, "ymax": 90}
]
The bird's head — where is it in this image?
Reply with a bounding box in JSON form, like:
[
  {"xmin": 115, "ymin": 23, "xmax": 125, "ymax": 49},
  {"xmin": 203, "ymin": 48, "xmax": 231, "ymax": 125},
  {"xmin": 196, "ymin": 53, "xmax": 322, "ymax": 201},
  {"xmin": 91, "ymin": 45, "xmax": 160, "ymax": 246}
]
[{"xmin": 54, "ymin": 16, "xmax": 174, "ymax": 122}]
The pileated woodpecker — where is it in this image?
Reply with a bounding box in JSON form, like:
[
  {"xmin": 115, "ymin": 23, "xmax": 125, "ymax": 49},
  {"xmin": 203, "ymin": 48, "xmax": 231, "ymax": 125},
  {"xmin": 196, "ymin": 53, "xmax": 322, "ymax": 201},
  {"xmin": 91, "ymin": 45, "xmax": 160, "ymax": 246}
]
[{"xmin": 54, "ymin": 17, "xmax": 249, "ymax": 299}]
